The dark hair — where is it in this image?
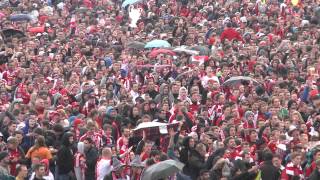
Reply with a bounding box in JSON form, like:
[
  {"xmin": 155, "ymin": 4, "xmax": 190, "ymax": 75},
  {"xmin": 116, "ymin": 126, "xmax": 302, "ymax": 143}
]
[
  {"xmin": 34, "ymin": 136, "xmax": 46, "ymax": 148},
  {"xmin": 33, "ymin": 163, "xmax": 45, "ymax": 171},
  {"xmin": 145, "ymin": 158, "xmax": 155, "ymax": 166},
  {"xmin": 16, "ymin": 164, "xmax": 27, "ymax": 174}
]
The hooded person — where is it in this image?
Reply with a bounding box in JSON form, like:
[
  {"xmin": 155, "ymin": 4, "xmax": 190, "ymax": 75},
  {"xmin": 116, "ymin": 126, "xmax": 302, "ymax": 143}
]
[
  {"xmin": 243, "ymin": 111, "xmax": 256, "ymax": 129},
  {"xmin": 56, "ymin": 132, "xmax": 75, "ymax": 180},
  {"xmin": 154, "ymin": 83, "xmax": 175, "ymax": 105},
  {"xmin": 104, "ymin": 106, "xmax": 122, "ymax": 142},
  {"xmin": 179, "ymin": 136, "xmax": 195, "ymax": 176},
  {"xmin": 74, "ymin": 142, "xmax": 86, "ymax": 180}
]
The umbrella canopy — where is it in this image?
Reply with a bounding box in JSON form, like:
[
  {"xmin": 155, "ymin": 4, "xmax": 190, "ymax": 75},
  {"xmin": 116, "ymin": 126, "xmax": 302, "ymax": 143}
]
[
  {"xmin": 1, "ymin": 29, "xmax": 26, "ymax": 39},
  {"xmin": 145, "ymin": 40, "xmax": 171, "ymax": 48},
  {"xmin": 133, "ymin": 122, "xmax": 168, "ymax": 131},
  {"xmin": 9, "ymin": 14, "xmax": 32, "ymax": 22},
  {"xmin": 133, "ymin": 122, "xmax": 179, "ymax": 140},
  {"xmin": 122, "ymin": 0, "xmax": 142, "ymax": 8},
  {"xmin": 191, "ymin": 45, "xmax": 210, "ymax": 56},
  {"xmin": 141, "ymin": 160, "xmax": 184, "ymax": 180},
  {"xmin": 149, "ymin": 49, "xmax": 175, "ymax": 58},
  {"xmin": 173, "ymin": 46, "xmax": 199, "ymax": 55},
  {"xmin": 222, "ymin": 76, "xmax": 260, "ymax": 87},
  {"xmin": 127, "ymin": 41, "xmax": 145, "ymax": 50}
]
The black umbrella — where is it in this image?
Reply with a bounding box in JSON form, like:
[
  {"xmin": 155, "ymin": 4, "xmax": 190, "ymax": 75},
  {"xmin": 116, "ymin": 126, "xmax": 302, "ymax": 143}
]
[{"xmin": 1, "ymin": 29, "xmax": 26, "ymax": 39}]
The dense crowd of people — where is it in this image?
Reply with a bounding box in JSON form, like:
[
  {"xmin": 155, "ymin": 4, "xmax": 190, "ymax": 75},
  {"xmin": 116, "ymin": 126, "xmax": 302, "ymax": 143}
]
[{"xmin": 0, "ymin": 0, "xmax": 319, "ymax": 180}]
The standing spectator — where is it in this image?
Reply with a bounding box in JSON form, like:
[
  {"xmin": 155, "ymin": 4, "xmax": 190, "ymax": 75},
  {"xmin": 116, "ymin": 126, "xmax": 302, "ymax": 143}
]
[
  {"xmin": 260, "ymin": 152, "xmax": 281, "ymax": 180},
  {"xmin": 96, "ymin": 147, "xmax": 112, "ymax": 180},
  {"xmin": 29, "ymin": 159, "xmax": 54, "ymax": 180},
  {"xmin": 26, "ymin": 136, "xmax": 52, "ymax": 161},
  {"xmin": 31, "ymin": 164, "xmax": 46, "ymax": 180},
  {"xmin": 187, "ymin": 143, "xmax": 207, "ymax": 180},
  {"xmin": 7, "ymin": 137, "xmax": 25, "ymax": 176},
  {"xmin": 83, "ymin": 137, "xmax": 98, "ymax": 180},
  {"xmin": 74, "ymin": 142, "xmax": 86, "ymax": 180},
  {"xmin": 15, "ymin": 164, "xmax": 28, "ymax": 180},
  {"xmin": 309, "ymin": 159, "xmax": 320, "ymax": 180},
  {"xmin": 281, "ymin": 152, "xmax": 304, "ymax": 180},
  {"xmin": 56, "ymin": 133, "xmax": 74, "ymax": 180}
]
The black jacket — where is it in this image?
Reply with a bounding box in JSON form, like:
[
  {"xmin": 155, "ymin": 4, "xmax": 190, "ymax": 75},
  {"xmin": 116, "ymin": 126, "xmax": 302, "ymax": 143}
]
[
  {"xmin": 309, "ymin": 169, "xmax": 320, "ymax": 180},
  {"xmin": 260, "ymin": 160, "xmax": 280, "ymax": 180},
  {"xmin": 56, "ymin": 133, "xmax": 74, "ymax": 174},
  {"xmin": 187, "ymin": 150, "xmax": 206, "ymax": 180},
  {"xmin": 85, "ymin": 146, "xmax": 99, "ymax": 180}
]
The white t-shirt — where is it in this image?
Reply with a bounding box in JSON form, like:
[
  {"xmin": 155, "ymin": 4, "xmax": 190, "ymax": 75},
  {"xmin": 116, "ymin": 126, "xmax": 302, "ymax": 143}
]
[{"xmin": 96, "ymin": 158, "xmax": 112, "ymax": 180}]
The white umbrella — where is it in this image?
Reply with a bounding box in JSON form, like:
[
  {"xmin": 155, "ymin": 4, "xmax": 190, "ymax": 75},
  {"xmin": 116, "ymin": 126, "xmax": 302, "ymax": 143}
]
[
  {"xmin": 173, "ymin": 46, "xmax": 199, "ymax": 55},
  {"xmin": 133, "ymin": 122, "xmax": 168, "ymax": 131}
]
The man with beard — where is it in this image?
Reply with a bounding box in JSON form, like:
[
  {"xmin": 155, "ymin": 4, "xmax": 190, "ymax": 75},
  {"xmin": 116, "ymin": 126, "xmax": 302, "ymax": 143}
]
[
  {"xmin": 7, "ymin": 137, "xmax": 25, "ymax": 176},
  {"xmin": 0, "ymin": 151, "xmax": 14, "ymax": 179}
]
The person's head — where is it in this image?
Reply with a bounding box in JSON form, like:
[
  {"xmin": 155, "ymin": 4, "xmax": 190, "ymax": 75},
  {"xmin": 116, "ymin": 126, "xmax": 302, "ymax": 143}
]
[
  {"xmin": 34, "ymin": 136, "xmax": 46, "ymax": 148},
  {"xmin": 199, "ymin": 169, "xmax": 210, "ymax": 180},
  {"xmin": 16, "ymin": 164, "xmax": 28, "ymax": 178},
  {"xmin": 149, "ymin": 150, "xmax": 161, "ymax": 162},
  {"xmin": 291, "ymin": 152, "xmax": 302, "ymax": 166},
  {"xmin": 122, "ymin": 127, "xmax": 130, "ymax": 138},
  {"xmin": 313, "ymin": 149, "xmax": 320, "ymax": 161},
  {"xmin": 195, "ymin": 143, "xmax": 207, "ymax": 157},
  {"xmin": 224, "ymin": 137, "xmax": 236, "ymax": 149},
  {"xmin": 7, "ymin": 137, "xmax": 18, "ymax": 150},
  {"xmin": 34, "ymin": 163, "xmax": 46, "ymax": 178},
  {"xmin": 101, "ymin": 147, "xmax": 112, "ymax": 159},
  {"xmin": 83, "ymin": 137, "xmax": 94, "ymax": 151},
  {"xmin": 272, "ymin": 154, "xmax": 281, "ymax": 168},
  {"xmin": 0, "ymin": 152, "xmax": 9, "ymax": 166},
  {"xmin": 14, "ymin": 130, "xmax": 24, "ymax": 144}
]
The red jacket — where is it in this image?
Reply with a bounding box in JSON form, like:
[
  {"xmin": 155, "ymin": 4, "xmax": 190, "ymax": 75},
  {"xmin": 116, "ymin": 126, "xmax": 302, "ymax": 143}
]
[{"xmin": 220, "ymin": 28, "xmax": 244, "ymax": 42}]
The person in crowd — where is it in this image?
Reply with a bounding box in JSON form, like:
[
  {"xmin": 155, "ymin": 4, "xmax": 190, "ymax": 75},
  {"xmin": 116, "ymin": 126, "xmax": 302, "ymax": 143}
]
[
  {"xmin": 15, "ymin": 164, "xmax": 28, "ymax": 180},
  {"xmin": 96, "ymin": 147, "xmax": 112, "ymax": 180}
]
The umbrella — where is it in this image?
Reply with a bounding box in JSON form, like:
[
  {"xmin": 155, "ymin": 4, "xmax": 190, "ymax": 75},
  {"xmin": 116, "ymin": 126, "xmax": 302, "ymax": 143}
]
[
  {"xmin": 133, "ymin": 122, "xmax": 179, "ymax": 140},
  {"xmin": 145, "ymin": 40, "xmax": 171, "ymax": 48},
  {"xmin": 222, "ymin": 76, "xmax": 260, "ymax": 87},
  {"xmin": 173, "ymin": 46, "xmax": 199, "ymax": 55},
  {"xmin": 1, "ymin": 29, "xmax": 26, "ymax": 39},
  {"xmin": 191, "ymin": 45, "xmax": 210, "ymax": 56},
  {"xmin": 133, "ymin": 122, "xmax": 168, "ymax": 131},
  {"xmin": 9, "ymin": 14, "xmax": 32, "ymax": 22},
  {"xmin": 141, "ymin": 160, "xmax": 184, "ymax": 180},
  {"xmin": 127, "ymin": 41, "xmax": 145, "ymax": 50},
  {"xmin": 122, "ymin": 0, "xmax": 142, "ymax": 8},
  {"xmin": 149, "ymin": 49, "xmax": 175, "ymax": 58}
]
